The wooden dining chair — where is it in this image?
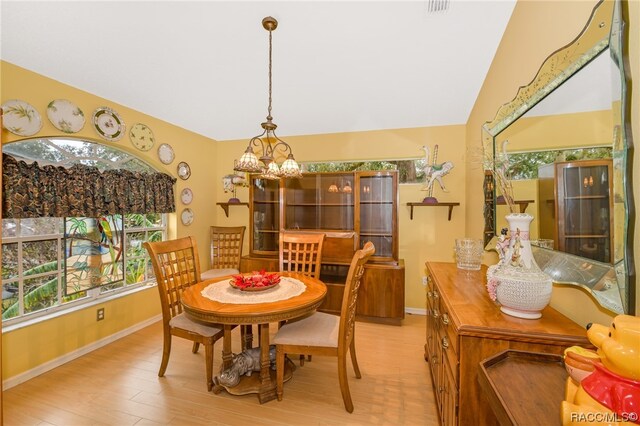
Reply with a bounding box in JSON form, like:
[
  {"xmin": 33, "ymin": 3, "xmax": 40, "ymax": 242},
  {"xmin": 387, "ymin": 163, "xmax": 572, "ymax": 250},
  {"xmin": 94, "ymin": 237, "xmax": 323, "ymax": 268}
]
[
  {"xmin": 273, "ymin": 241, "xmax": 375, "ymax": 413},
  {"xmin": 201, "ymin": 226, "xmax": 246, "ymax": 281},
  {"xmin": 279, "ymin": 231, "xmax": 326, "ymax": 365},
  {"xmin": 279, "ymin": 232, "xmax": 325, "ymax": 278},
  {"xmin": 144, "ymin": 236, "xmax": 224, "ymax": 391}
]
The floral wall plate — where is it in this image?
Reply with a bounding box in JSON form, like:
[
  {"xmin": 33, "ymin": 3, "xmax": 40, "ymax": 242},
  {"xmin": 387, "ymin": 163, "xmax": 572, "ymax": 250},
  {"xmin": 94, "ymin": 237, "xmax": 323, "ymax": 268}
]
[
  {"xmin": 157, "ymin": 143, "xmax": 175, "ymax": 165},
  {"xmin": 181, "ymin": 208, "xmax": 194, "ymax": 226},
  {"xmin": 93, "ymin": 106, "xmax": 125, "ymax": 141},
  {"xmin": 1, "ymin": 99, "xmax": 42, "ymax": 136},
  {"xmin": 129, "ymin": 123, "xmax": 155, "ymax": 151},
  {"xmin": 177, "ymin": 161, "xmax": 191, "ymax": 180},
  {"xmin": 180, "ymin": 188, "xmax": 193, "ymax": 205},
  {"xmin": 47, "ymin": 99, "xmax": 85, "ymax": 133}
]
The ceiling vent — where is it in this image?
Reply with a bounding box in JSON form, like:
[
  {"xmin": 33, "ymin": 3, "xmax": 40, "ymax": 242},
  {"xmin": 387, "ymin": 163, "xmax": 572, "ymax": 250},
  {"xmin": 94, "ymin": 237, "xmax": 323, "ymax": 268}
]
[{"xmin": 427, "ymin": 0, "xmax": 450, "ymax": 14}]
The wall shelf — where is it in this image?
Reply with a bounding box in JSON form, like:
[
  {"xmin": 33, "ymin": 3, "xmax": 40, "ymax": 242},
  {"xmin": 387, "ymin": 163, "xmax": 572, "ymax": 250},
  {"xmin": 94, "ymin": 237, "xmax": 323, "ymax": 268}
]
[
  {"xmin": 496, "ymin": 199, "xmax": 534, "ymax": 213},
  {"xmin": 216, "ymin": 202, "xmax": 249, "ymax": 217},
  {"xmin": 406, "ymin": 202, "xmax": 460, "ymax": 221}
]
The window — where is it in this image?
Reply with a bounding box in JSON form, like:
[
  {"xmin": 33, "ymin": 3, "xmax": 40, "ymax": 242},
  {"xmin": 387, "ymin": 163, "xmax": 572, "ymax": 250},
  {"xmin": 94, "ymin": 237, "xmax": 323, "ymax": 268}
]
[
  {"xmin": 2, "ymin": 138, "xmax": 167, "ymax": 325},
  {"xmin": 303, "ymin": 158, "xmax": 427, "ymax": 184},
  {"xmin": 505, "ymin": 147, "xmax": 613, "ymax": 180}
]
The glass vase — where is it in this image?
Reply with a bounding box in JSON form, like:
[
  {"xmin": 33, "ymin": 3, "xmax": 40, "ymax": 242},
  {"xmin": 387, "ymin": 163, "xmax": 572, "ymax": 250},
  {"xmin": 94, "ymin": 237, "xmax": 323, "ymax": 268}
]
[{"xmin": 486, "ymin": 213, "xmax": 553, "ymax": 319}]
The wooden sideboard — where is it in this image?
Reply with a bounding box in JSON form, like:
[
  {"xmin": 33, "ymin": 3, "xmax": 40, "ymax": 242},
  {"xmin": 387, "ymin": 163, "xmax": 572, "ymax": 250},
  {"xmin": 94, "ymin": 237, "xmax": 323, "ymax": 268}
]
[{"xmin": 424, "ymin": 262, "xmax": 590, "ymax": 425}]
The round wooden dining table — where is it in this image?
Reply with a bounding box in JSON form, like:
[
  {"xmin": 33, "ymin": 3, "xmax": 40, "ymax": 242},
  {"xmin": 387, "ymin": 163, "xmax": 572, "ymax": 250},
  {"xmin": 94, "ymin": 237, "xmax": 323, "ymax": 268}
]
[{"xmin": 181, "ymin": 272, "xmax": 327, "ymax": 403}]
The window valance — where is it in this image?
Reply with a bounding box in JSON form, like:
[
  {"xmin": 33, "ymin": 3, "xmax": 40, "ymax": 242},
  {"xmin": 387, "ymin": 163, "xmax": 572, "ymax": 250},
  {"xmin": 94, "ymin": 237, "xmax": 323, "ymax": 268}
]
[{"xmin": 2, "ymin": 153, "xmax": 176, "ymax": 218}]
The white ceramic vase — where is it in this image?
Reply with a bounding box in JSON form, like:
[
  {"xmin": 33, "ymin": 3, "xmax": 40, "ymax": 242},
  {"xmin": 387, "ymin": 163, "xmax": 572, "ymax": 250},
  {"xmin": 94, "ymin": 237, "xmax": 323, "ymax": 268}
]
[{"xmin": 486, "ymin": 213, "xmax": 552, "ymax": 319}]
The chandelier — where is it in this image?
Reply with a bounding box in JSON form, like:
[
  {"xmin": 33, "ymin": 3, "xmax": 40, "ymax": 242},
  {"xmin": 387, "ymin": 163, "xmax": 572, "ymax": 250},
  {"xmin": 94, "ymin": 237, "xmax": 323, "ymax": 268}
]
[{"xmin": 234, "ymin": 16, "xmax": 302, "ymax": 180}]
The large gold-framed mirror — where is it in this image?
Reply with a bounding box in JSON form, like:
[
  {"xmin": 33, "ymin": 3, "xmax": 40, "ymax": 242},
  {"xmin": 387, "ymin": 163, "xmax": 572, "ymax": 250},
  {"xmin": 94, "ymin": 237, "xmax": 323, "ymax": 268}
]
[{"xmin": 482, "ymin": 0, "xmax": 634, "ymax": 314}]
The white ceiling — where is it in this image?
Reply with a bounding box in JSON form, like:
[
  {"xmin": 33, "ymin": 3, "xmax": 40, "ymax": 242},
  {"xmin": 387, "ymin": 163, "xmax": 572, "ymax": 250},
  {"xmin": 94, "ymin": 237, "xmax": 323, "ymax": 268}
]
[{"xmin": 1, "ymin": 1, "xmax": 517, "ymax": 141}]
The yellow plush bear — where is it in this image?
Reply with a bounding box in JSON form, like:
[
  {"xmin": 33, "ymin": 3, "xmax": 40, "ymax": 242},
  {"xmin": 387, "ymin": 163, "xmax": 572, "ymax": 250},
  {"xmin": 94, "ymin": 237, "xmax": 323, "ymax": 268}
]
[{"xmin": 561, "ymin": 315, "xmax": 640, "ymax": 425}]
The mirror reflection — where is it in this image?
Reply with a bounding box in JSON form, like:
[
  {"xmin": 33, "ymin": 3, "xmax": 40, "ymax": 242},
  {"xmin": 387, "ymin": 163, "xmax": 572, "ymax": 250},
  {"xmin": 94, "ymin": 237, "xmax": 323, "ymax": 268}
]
[
  {"xmin": 493, "ymin": 51, "xmax": 616, "ymax": 262},
  {"xmin": 482, "ymin": 0, "xmax": 634, "ymax": 315}
]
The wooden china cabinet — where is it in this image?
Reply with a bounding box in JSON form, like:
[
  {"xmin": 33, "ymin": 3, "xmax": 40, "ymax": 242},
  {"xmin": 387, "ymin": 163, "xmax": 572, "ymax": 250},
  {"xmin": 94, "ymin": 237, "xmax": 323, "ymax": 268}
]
[{"xmin": 241, "ymin": 171, "xmax": 405, "ymax": 325}]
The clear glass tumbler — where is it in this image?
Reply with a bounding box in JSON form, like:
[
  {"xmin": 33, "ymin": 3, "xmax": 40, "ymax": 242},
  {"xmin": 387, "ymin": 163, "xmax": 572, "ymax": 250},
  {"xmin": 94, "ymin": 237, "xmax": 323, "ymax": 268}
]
[{"xmin": 455, "ymin": 238, "xmax": 484, "ymax": 270}]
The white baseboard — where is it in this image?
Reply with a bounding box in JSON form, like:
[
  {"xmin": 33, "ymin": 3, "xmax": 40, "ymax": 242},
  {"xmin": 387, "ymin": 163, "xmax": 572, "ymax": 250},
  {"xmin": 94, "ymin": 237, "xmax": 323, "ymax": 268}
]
[
  {"xmin": 405, "ymin": 307, "xmax": 426, "ymax": 316},
  {"xmin": 2, "ymin": 314, "xmax": 162, "ymax": 391}
]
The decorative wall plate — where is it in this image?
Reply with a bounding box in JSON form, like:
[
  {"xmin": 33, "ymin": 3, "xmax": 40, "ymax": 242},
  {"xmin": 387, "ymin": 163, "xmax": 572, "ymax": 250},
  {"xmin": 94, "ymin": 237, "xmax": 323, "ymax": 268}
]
[
  {"xmin": 181, "ymin": 208, "xmax": 194, "ymax": 226},
  {"xmin": 47, "ymin": 99, "xmax": 85, "ymax": 133},
  {"xmin": 1, "ymin": 99, "xmax": 42, "ymax": 136},
  {"xmin": 93, "ymin": 106, "xmax": 125, "ymax": 141},
  {"xmin": 157, "ymin": 143, "xmax": 175, "ymax": 165},
  {"xmin": 177, "ymin": 161, "xmax": 191, "ymax": 180},
  {"xmin": 180, "ymin": 187, "xmax": 193, "ymax": 205},
  {"xmin": 129, "ymin": 123, "xmax": 155, "ymax": 151}
]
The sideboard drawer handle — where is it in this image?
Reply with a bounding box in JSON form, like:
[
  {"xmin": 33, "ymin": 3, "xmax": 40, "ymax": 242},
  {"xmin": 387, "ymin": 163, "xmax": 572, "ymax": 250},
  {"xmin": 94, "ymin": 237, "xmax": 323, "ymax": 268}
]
[
  {"xmin": 441, "ymin": 313, "xmax": 450, "ymax": 325},
  {"xmin": 441, "ymin": 336, "xmax": 449, "ymax": 349},
  {"xmin": 433, "ymin": 309, "xmax": 440, "ymax": 319},
  {"xmin": 433, "ymin": 289, "xmax": 440, "ymax": 299}
]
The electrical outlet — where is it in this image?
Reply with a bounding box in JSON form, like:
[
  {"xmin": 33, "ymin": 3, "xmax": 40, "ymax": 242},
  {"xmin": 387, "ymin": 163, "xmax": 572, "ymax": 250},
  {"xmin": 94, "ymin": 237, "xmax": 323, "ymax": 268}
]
[
  {"xmin": 422, "ymin": 276, "xmax": 429, "ymax": 286},
  {"xmin": 97, "ymin": 308, "xmax": 105, "ymax": 321}
]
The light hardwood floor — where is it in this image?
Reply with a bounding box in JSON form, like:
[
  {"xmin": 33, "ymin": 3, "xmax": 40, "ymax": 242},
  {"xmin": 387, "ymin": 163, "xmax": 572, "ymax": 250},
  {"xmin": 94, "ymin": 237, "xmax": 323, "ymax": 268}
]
[{"xmin": 3, "ymin": 313, "xmax": 437, "ymax": 425}]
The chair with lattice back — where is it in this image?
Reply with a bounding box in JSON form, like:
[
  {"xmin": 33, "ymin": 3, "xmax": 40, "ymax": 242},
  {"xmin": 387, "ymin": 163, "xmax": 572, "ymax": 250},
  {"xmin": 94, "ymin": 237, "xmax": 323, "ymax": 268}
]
[
  {"xmin": 201, "ymin": 226, "xmax": 245, "ymax": 281},
  {"xmin": 273, "ymin": 241, "xmax": 375, "ymax": 413},
  {"xmin": 144, "ymin": 236, "xmax": 224, "ymax": 391},
  {"xmin": 279, "ymin": 232, "xmax": 325, "ymax": 278}
]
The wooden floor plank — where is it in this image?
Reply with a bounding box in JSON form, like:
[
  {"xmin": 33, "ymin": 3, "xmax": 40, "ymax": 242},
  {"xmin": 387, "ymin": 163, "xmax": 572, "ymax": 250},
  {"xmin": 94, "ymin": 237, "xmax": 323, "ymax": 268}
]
[{"xmin": 3, "ymin": 313, "xmax": 437, "ymax": 425}]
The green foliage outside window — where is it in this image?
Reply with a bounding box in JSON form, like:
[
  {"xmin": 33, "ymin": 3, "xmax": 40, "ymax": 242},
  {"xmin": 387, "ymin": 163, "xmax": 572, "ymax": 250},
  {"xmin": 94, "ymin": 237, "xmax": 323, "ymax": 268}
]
[
  {"xmin": 507, "ymin": 147, "xmax": 612, "ymax": 179},
  {"xmin": 304, "ymin": 158, "xmax": 427, "ymax": 184}
]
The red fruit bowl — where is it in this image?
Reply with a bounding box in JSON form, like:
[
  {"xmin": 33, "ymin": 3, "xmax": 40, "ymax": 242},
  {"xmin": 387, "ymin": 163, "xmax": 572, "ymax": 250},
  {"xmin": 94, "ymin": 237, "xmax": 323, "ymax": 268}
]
[{"xmin": 229, "ymin": 271, "xmax": 281, "ymax": 292}]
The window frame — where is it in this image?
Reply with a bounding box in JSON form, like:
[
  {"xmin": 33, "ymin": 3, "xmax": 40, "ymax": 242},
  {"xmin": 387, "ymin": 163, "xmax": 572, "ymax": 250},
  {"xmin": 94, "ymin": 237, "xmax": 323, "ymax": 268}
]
[{"xmin": 2, "ymin": 214, "xmax": 166, "ymax": 327}]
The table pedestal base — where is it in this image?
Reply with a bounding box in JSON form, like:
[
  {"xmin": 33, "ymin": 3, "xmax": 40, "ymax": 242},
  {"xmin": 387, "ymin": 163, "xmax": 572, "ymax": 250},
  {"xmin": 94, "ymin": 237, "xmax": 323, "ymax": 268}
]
[{"xmin": 212, "ymin": 357, "xmax": 295, "ymax": 403}]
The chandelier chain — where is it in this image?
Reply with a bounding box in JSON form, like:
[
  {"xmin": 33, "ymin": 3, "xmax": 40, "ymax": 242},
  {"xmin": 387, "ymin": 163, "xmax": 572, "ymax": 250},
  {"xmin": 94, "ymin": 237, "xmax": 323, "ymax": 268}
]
[{"xmin": 267, "ymin": 28, "xmax": 273, "ymax": 120}]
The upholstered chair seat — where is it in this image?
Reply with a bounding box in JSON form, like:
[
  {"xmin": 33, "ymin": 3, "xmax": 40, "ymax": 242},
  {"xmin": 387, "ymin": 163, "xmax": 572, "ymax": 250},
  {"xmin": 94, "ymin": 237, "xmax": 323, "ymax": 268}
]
[
  {"xmin": 201, "ymin": 268, "xmax": 239, "ymax": 281},
  {"xmin": 272, "ymin": 311, "xmax": 339, "ymax": 348},
  {"xmin": 169, "ymin": 313, "xmax": 223, "ymax": 337}
]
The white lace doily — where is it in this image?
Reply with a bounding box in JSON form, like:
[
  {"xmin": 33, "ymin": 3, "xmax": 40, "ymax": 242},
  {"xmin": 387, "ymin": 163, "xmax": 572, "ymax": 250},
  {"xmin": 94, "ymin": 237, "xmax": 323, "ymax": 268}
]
[{"xmin": 201, "ymin": 276, "xmax": 307, "ymax": 304}]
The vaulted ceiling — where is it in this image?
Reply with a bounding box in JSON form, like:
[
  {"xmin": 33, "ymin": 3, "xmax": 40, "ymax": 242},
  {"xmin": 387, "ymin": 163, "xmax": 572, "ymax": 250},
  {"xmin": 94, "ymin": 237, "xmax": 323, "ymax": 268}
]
[{"xmin": 1, "ymin": 1, "xmax": 517, "ymax": 141}]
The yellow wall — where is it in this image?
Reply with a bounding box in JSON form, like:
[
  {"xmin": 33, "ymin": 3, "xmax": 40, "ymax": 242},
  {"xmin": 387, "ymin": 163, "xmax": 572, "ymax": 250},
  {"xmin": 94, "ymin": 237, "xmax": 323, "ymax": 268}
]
[
  {"xmin": 216, "ymin": 126, "xmax": 468, "ymax": 312},
  {"xmin": 1, "ymin": 61, "xmax": 218, "ymax": 380},
  {"xmin": 467, "ymin": 0, "xmax": 639, "ymax": 326},
  {"xmin": 1, "ymin": 287, "xmax": 158, "ymax": 379},
  {"xmin": 497, "ymin": 110, "xmax": 613, "ymax": 151}
]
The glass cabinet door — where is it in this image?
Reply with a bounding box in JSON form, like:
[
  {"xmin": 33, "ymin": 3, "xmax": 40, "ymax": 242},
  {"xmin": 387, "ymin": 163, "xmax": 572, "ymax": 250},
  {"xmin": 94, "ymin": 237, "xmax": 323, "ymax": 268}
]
[
  {"xmin": 284, "ymin": 173, "xmax": 354, "ymax": 231},
  {"xmin": 250, "ymin": 178, "xmax": 280, "ymax": 255},
  {"xmin": 556, "ymin": 160, "xmax": 612, "ymax": 263},
  {"xmin": 357, "ymin": 172, "xmax": 397, "ymax": 261}
]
